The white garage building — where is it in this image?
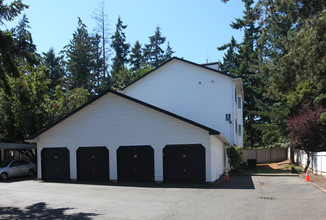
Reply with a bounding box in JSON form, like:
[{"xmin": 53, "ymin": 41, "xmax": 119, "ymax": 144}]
[{"xmin": 26, "ymin": 57, "xmax": 243, "ymax": 183}]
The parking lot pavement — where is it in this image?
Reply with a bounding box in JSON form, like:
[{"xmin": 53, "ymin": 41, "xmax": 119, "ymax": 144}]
[{"xmin": 0, "ymin": 176, "xmax": 326, "ymax": 220}]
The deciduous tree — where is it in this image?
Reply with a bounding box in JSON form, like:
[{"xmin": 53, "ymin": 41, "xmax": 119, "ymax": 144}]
[{"xmin": 288, "ymin": 107, "xmax": 326, "ymax": 171}]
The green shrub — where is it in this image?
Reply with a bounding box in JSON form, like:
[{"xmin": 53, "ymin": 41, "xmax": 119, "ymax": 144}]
[
  {"xmin": 227, "ymin": 146, "xmax": 243, "ymax": 170},
  {"xmin": 291, "ymin": 166, "xmax": 303, "ymax": 173},
  {"xmin": 247, "ymin": 159, "xmax": 257, "ymax": 168}
]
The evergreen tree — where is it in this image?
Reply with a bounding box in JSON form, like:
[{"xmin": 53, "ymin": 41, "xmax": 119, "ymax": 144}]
[
  {"xmin": 129, "ymin": 41, "xmax": 145, "ymax": 72},
  {"xmin": 42, "ymin": 48, "xmax": 65, "ymax": 95},
  {"xmin": 219, "ymin": 0, "xmax": 264, "ymax": 148},
  {"xmin": 164, "ymin": 41, "xmax": 174, "ymax": 61},
  {"xmin": 64, "ymin": 18, "xmax": 95, "ymax": 94},
  {"xmin": 217, "ymin": 36, "xmax": 239, "ymax": 74},
  {"xmin": 256, "ymin": 0, "xmax": 326, "ymax": 150},
  {"xmin": 12, "ymin": 14, "xmax": 36, "ymax": 54},
  {"xmin": 111, "ymin": 16, "xmax": 130, "ymax": 80},
  {"xmin": 0, "ymin": 0, "xmax": 34, "ymax": 96},
  {"xmin": 91, "ymin": 33, "xmax": 106, "ymax": 94},
  {"xmin": 144, "ymin": 26, "xmax": 166, "ymax": 68}
]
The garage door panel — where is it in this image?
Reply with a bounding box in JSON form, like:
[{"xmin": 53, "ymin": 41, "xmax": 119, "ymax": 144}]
[
  {"xmin": 117, "ymin": 146, "xmax": 154, "ymax": 182},
  {"xmin": 77, "ymin": 147, "xmax": 109, "ymax": 182},
  {"xmin": 163, "ymin": 144, "xmax": 205, "ymax": 183},
  {"xmin": 41, "ymin": 147, "xmax": 70, "ymax": 181}
]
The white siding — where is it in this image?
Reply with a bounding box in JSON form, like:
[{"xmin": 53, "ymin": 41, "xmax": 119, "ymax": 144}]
[
  {"xmin": 210, "ymin": 136, "xmax": 225, "ymax": 182},
  {"xmin": 233, "ymin": 79, "xmax": 243, "ymax": 147},
  {"xmin": 124, "ymin": 59, "xmax": 235, "ymax": 143},
  {"xmin": 36, "ymin": 93, "xmax": 212, "ymax": 181}
]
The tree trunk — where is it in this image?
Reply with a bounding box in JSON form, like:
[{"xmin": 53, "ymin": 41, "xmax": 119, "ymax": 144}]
[
  {"xmin": 290, "ymin": 147, "xmax": 294, "ymax": 163},
  {"xmin": 304, "ymin": 151, "xmax": 311, "ymax": 172}
]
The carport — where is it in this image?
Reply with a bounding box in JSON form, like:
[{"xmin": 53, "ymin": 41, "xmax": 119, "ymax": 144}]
[{"xmin": 0, "ymin": 143, "xmax": 36, "ymax": 161}]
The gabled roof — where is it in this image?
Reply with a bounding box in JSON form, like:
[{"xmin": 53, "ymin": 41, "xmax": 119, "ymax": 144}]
[
  {"xmin": 26, "ymin": 90, "xmax": 220, "ymax": 141},
  {"xmin": 122, "ymin": 57, "xmax": 237, "ymax": 90}
]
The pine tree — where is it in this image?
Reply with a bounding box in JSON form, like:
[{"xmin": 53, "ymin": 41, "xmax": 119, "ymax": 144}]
[
  {"xmin": 144, "ymin": 26, "xmax": 166, "ymax": 68},
  {"xmin": 64, "ymin": 18, "xmax": 95, "ymax": 94},
  {"xmin": 219, "ymin": 0, "xmax": 263, "ymax": 148},
  {"xmin": 111, "ymin": 16, "xmax": 130, "ymax": 80},
  {"xmin": 129, "ymin": 41, "xmax": 145, "ymax": 72},
  {"xmin": 12, "ymin": 14, "xmax": 36, "ymax": 54},
  {"xmin": 42, "ymin": 48, "xmax": 65, "ymax": 95},
  {"xmin": 164, "ymin": 41, "xmax": 174, "ymax": 61},
  {"xmin": 256, "ymin": 0, "xmax": 326, "ymax": 150},
  {"xmin": 0, "ymin": 0, "xmax": 33, "ymax": 96},
  {"xmin": 217, "ymin": 36, "xmax": 239, "ymax": 74},
  {"xmin": 91, "ymin": 33, "xmax": 106, "ymax": 94}
]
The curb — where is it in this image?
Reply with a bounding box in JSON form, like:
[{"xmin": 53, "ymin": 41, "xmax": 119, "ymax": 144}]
[
  {"xmin": 243, "ymin": 173, "xmax": 299, "ymax": 177},
  {"xmin": 311, "ymin": 182, "xmax": 326, "ymax": 193}
]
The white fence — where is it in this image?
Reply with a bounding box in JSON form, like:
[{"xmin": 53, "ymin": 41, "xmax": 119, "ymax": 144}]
[
  {"xmin": 242, "ymin": 148, "xmax": 287, "ymax": 164},
  {"xmin": 294, "ymin": 149, "xmax": 326, "ymax": 176}
]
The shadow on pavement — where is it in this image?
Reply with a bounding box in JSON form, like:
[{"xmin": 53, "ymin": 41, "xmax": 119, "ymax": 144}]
[
  {"xmin": 0, "ymin": 202, "xmax": 100, "ymax": 220},
  {"xmin": 41, "ymin": 175, "xmax": 255, "ymax": 190},
  {"xmin": 0, "ymin": 176, "xmax": 37, "ymax": 183}
]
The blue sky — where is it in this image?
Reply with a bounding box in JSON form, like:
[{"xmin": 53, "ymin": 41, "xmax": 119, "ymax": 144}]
[{"xmin": 5, "ymin": 0, "xmax": 246, "ymax": 64}]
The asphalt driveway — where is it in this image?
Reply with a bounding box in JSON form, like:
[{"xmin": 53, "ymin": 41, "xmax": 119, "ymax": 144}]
[{"xmin": 0, "ymin": 175, "xmax": 325, "ymax": 220}]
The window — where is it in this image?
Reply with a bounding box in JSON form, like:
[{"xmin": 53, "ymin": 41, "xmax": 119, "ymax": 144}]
[
  {"xmin": 235, "ymin": 119, "xmax": 238, "ymax": 133},
  {"xmin": 225, "ymin": 114, "xmax": 231, "ymax": 122},
  {"xmin": 238, "ymin": 97, "xmax": 242, "ymax": 109},
  {"xmin": 235, "ymin": 89, "xmax": 237, "ymax": 102},
  {"xmin": 239, "ymin": 125, "xmax": 242, "ymax": 136}
]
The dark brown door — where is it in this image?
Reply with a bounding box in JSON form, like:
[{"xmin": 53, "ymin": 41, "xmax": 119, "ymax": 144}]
[
  {"xmin": 77, "ymin": 147, "xmax": 109, "ymax": 182},
  {"xmin": 163, "ymin": 144, "xmax": 205, "ymax": 183},
  {"xmin": 41, "ymin": 148, "xmax": 70, "ymax": 181},
  {"xmin": 117, "ymin": 146, "xmax": 154, "ymax": 182}
]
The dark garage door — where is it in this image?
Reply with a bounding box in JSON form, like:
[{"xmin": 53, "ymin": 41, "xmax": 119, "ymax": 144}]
[
  {"xmin": 163, "ymin": 144, "xmax": 206, "ymax": 183},
  {"xmin": 117, "ymin": 145, "xmax": 154, "ymax": 182},
  {"xmin": 41, "ymin": 147, "xmax": 70, "ymax": 181},
  {"xmin": 77, "ymin": 147, "xmax": 109, "ymax": 182}
]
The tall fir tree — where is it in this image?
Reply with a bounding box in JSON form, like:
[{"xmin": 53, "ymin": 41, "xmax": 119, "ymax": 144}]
[
  {"xmin": 12, "ymin": 14, "xmax": 36, "ymax": 54},
  {"xmin": 219, "ymin": 0, "xmax": 264, "ymax": 148},
  {"xmin": 91, "ymin": 33, "xmax": 106, "ymax": 94},
  {"xmin": 42, "ymin": 48, "xmax": 65, "ymax": 95},
  {"xmin": 0, "ymin": 0, "xmax": 37, "ymax": 97},
  {"xmin": 129, "ymin": 41, "xmax": 145, "ymax": 72},
  {"xmin": 110, "ymin": 16, "xmax": 130, "ymax": 80},
  {"xmin": 164, "ymin": 41, "xmax": 174, "ymax": 61},
  {"xmin": 64, "ymin": 18, "xmax": 95, "ymax": 95},
  {"xmin": 217, "ymin": 36, "xmax": 239, "ymax": 74},
  {"xmin": 144, "ymin": 26, "xmax": 166, "ymax": 68}
]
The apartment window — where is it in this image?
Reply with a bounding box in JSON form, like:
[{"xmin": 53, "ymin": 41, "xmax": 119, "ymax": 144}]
[
  {"xmin": 239, "ymin": 125, "xmax": 242, "ymax": 136},
  {"xmin": 238, "ymin": 97, "xmax": 242, "ymax": 109},
  {"xmin": 235, "ymin": 119, "xmax": 238, "ymax": 134},
  {"xmin": 235, "ymin": 89, "xmax": 237, "ymax": 103},
  {"xmin": 225, "ymin": 114, "xmax": 231, "ymax": 123}
]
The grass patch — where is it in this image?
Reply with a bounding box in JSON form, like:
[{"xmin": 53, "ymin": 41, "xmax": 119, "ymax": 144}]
[{"xmin": 255, "ymin": 165, "xmax": 292, "ymax": 174}]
